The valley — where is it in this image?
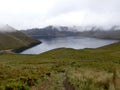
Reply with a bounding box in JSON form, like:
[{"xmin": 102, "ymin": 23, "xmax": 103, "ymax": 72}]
[
  {"xmin": 0, "ymin": 0, "xmax": 120, "ymax": 90},
  {"xmin": 0, "ymin": 25, "xmax": 120, "ymax": 90},
  {"xmin": 0, "ymin": 41, "xmax": 120, "ymax": 90},
  {"xmin": 21, "ymin": 36, "xmax": 117, "ymax": 54}
]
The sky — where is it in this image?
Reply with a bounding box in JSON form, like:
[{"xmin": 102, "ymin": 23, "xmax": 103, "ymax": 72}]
[{"xmin": 0, "ymin": 0, "xmax": 120, "ymax": 29}]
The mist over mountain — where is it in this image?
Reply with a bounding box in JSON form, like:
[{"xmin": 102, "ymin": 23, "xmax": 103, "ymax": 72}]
[
  {"xmin": 22, "ymin": 25, "xmax": 120, "ymax": 40},
  {"xmin": 0, "ymin": 25, "xmax": 40, "ymax": 52},
  {"xmin": 22, "ymin": 26, "xmax": 80, "ymax": 39},
  {"xmin": 0, "ymin": 24, "xmax": 17, "ymax": 32}
]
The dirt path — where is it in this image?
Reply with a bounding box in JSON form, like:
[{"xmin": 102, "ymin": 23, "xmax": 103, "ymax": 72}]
[
  {"xmin": 63, "ymin": 77, "xmax": 75, "ymax": 90},
  {"xmin": 31, "ymin": 80, "xmax": 49, "ymax": 90},
  {"xmin": 0, "ymin": 49, "xmax": 14, "ymax": 53}
]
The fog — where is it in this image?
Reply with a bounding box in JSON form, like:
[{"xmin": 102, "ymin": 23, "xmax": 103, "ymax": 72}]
[{"xmin": 0, "ymin": 0, "xmax": 120, "ymax": 29}]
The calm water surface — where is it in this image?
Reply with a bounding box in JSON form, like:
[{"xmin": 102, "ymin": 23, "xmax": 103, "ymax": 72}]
[{"xmin": 21, "ymin": 37, "xmax": 118, "ymax": 54}]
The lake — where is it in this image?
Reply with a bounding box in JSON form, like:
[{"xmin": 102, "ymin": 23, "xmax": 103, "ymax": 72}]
[{"xmin": 21, "ymin": 37, "xmax": 118, "ymax": 54}]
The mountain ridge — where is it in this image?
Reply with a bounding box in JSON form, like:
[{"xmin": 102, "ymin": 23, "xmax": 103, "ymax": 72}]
[
  {"xmin": 22, "ymin": 25, "xmax": 120, "ymax": 40},
  {"xmin": 0, "ymin": 25, "xmax": 41, "ymax": 52},
  {"xmin": 22, "ymin": 25, "xmax": 80, "ymax": 39},
  {"xmin": 0, "ymin": 24, "xmax": 17, "ymax": 32}
]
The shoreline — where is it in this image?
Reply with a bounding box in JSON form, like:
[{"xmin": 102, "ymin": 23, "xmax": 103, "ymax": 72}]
[{"xmin": 12, "ymin": 41, "xmax": 41, "ymax": 53}]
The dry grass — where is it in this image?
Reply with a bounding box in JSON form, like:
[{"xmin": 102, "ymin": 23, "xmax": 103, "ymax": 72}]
[{"xmin": 66, "ymin": 68, "xmax": 120, "ymax": 90}]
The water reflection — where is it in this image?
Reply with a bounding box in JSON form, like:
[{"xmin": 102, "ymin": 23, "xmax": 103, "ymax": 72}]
[{"xmin": 21, "ymin": 37, "xmax": 118, "ymax": 54}]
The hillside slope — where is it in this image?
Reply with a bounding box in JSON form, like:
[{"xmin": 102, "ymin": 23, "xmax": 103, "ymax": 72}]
[
  {"xmin": 0, "ymin": 25, "xmax": 41, "ymax": 51},
  {"xmin": 0, "ymin": 41, "xmax": 120, "ymax": 89}
]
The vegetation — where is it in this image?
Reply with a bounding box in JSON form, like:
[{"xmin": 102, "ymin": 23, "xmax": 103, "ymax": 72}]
[
  {"xmin": 0, "ymin": 41, "xmax": 120, "ymax": 90},
  {"xmin": 0, "ymin": 31, "xmax": 40, "ymax": 51}
]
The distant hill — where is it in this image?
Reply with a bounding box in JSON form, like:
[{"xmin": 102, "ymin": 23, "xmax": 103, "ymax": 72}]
[
  {"xmin": 77, "ymin": 25, "xmax": 120, "ymax": 40},
  {"xmin": 22, "ymin": 25, "xmax": 120, "ymax": 40},
  {"xmin": 22, "ymin": 26, "xmax": 79, "ymax": 39},
  {"xmin": 0, "ymin": 25, "xmax": 41, "ymax": 52}
]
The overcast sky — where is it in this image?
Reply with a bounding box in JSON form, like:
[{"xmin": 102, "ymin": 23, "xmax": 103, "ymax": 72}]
[{"xmin": 0, "ymin": 0, "xmax": 120, "ymax": 29}]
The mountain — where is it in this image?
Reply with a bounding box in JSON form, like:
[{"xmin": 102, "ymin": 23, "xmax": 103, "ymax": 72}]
[
  {"xmin": 22, "ymin": 25, "xmax": 120, "ymax": 40},
  {"xmin": 79, "ymin": 26, "xmax": 120, "ymax": 40},
  {"xmin": 22, "ymin": 26, "xmax": 80, "ymax": 39},
  {"xmin": 0, "ymin": 24, "xmax": 17, "ymax": 32},
  {"xmin": 0, "ymin": 25, "xmax": 41, "ymax": 52}
]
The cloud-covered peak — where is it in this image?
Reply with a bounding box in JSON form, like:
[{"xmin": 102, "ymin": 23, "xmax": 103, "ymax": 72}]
[{"xmin": 0, "ymin": 24, "xmax": 17, "ymax": 32}]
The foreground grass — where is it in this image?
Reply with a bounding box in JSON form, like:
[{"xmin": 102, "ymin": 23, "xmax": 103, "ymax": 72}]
[{"xmin": 0, "ymin": 42, "xmax": 120, "ymax": 90}]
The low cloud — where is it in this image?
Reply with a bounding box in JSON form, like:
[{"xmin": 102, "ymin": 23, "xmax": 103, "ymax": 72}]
[{"xmin": 0, "ymin": 0, "xmax": 120, "ymax": 29}]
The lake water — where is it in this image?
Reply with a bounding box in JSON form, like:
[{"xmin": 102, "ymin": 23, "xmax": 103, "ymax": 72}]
[{"xmin": 21, "ymin": 37, "xmax": 118, "ymax": 54}]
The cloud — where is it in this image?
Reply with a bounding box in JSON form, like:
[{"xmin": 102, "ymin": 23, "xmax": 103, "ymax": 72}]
[
  {"xmin": 0, "ymin": 0, "xmax": 120, "ymax": 29},
  {"xmin": 45, "ymin": 0, "xmax": 120, "ymax": 27},
  {"xmin": 45, "ymin": 10, "xmax": 120, "ymax": 26}
]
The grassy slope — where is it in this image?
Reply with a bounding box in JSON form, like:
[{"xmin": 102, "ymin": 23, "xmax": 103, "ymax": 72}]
[
  {"xmin": 0, "ymin": 42, "xmax": 120, "ymax": 89},
  {"xmin": 0, "ymin": 31, "xmax": 40, "ymax": 50}
]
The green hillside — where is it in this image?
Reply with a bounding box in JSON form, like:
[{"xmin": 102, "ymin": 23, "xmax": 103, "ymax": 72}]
[
  {"xmin": 0, "ymin": 41, "xmax": 120, "ymax": 90},
  {"xmin": 0, "ymin": 31, "xmax": 40, "ymax": 51}
]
